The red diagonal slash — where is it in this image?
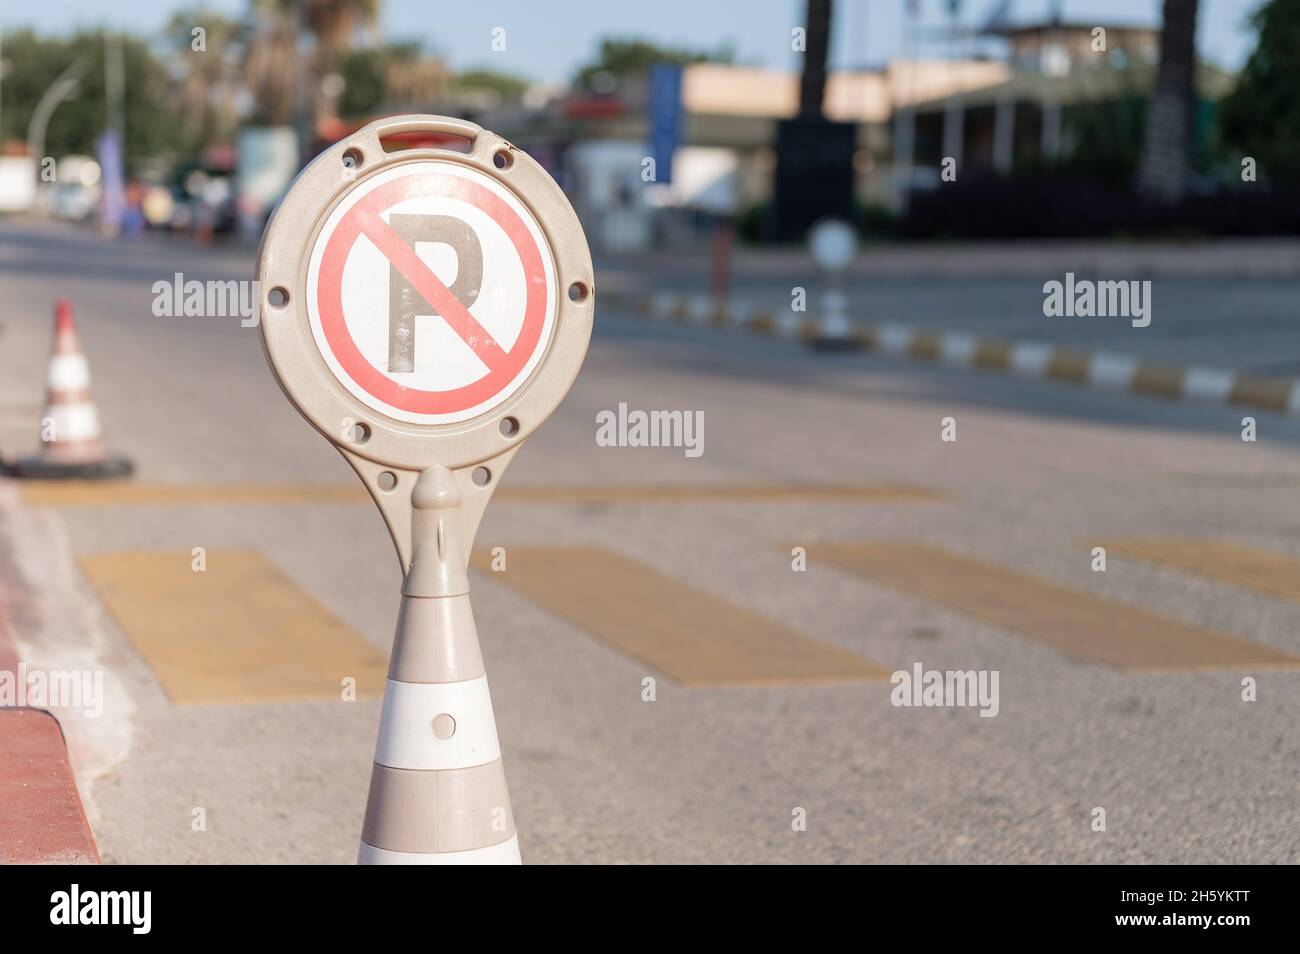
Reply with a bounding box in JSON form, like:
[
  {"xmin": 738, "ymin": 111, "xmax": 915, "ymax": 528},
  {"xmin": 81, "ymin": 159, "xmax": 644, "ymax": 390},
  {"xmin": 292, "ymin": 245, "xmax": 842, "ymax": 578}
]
[{"xmin": 356, "ymin": 207, "xmax": 507, "ymax": 372}]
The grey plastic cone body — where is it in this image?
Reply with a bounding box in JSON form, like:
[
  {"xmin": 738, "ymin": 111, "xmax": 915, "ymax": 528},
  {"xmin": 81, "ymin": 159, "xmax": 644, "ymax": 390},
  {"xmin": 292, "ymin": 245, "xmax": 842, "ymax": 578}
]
[{"xmin": 358, "ymin": 467, "xmax": 520, "ymax": 864}]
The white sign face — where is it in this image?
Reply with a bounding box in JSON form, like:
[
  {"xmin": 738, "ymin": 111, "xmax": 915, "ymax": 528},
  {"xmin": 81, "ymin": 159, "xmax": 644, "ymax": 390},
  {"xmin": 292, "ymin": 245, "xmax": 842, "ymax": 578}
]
[
  {"xmin": 808, "ymin": 218, "xmax": 856, "ymax": 273},
  {"xmin": 305, "ymin": 160, "xmax": 558, "ymax": 425}
]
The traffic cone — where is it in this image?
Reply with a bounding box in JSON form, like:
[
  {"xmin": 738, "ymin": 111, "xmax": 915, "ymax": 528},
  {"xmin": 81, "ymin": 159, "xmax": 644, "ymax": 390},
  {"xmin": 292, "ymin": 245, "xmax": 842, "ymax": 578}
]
[
  {"xmin": 9, "ymin": 300, "xmax": 133, "ymax": 480},
  {"xmin": 357, "ymin": 466, "xmax": 520, "ymax": 864}
]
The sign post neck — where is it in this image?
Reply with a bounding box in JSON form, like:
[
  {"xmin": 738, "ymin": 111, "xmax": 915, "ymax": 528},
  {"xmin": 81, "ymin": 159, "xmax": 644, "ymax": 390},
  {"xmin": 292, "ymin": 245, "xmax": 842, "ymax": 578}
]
[
  {"xmin": 258, "ymin": 115, "xmax": 593, "ymax": 865},
  {"xmin": 404, "ymin": 465, "xmax": 470, "ymax": 598}
]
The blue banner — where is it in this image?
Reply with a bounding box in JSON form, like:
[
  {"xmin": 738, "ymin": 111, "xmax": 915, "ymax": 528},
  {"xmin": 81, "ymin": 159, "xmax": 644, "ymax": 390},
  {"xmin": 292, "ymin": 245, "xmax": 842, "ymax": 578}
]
[
  {"xmin": 648, "ymin": 65, "xmax": 683, "ymax": 185},
  {"xmin": 96, "ymin": 129, "xmax": 126, "ymax": 236}
]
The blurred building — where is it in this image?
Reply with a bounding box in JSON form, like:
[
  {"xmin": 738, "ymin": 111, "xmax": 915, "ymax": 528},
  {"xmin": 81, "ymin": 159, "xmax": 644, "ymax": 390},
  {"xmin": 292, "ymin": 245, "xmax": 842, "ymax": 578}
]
[
  {"xmin": 477, "ymin": 8, "xmax": 1240, "ymax": 252},
  {"xmin": 482, "ymin": 57, "xmax": 1010, "ymax": 251},
  {"xmin": 903, "ymin": 15, "xmax": 1232, "ymax": 191},
  {"xmin": 482, "ymin": 12, "xmax": 1233, "ymax": 251},
  {"xmin": 993, "ymin": 19, "xmax": 1160, "ymax": 75}
]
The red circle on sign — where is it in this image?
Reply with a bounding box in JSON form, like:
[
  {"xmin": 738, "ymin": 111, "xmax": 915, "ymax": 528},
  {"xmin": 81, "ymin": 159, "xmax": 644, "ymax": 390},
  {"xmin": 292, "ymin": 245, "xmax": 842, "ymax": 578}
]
[{"xmin": 315, "ymin": 169, "xmax": 550, "ymax": 416}]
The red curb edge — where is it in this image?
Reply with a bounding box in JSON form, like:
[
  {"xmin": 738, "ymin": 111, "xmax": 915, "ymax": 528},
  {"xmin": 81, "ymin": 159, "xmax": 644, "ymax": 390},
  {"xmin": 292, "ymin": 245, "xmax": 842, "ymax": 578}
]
[
  {"xmin": 0, "ymin": 706, "xmax": 101, "ymax": 865},
  {"xmin": 0, "ymin": 707, "xmax": 100, "ymax": 864},
  {"xmin": 0, "ymin": 548, "xmax": 100, "ymax": 864}
]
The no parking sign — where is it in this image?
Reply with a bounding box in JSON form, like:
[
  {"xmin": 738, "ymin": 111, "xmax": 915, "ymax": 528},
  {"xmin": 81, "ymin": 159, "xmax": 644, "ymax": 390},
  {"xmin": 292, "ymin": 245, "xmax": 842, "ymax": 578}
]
[
  {"xmin": 257, "ymin": 115, "xmax": 594, "ymax": 865},
  {"xmin": 306, "ymin": 161, "xmax": 558, "ymax": 423}
]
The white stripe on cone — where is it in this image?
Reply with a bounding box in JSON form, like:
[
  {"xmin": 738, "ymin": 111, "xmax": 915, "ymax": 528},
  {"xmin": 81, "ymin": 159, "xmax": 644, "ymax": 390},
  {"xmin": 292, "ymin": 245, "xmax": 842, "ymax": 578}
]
[
  {"xmin": 47, "ymin": 353, "xmax": 91, "ymax": 392},
  {"xmin": 373, "ymin": 676, "xmax": 502, "ymax": 771},
  {"xmin": 45, "ymin": 402, "xmax": 102, "ymax": 443},
  {"xmin": 357, "ymin": 833, "xmax": 521, "ymax": 866}
]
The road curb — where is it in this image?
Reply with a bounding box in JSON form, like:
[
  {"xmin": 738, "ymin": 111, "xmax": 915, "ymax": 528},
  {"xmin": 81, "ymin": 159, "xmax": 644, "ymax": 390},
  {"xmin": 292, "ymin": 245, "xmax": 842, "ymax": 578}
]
[
  {"xmin": 0, "ymin": 708, "xmax": 100, "ymax": 864},
  {"xmin": 0, "ymin": 500, "xmax": 100, "ymax": 865},
  {"xmin": 610, "ymin": 291, "xmax": 1300, "ymax": 417}
]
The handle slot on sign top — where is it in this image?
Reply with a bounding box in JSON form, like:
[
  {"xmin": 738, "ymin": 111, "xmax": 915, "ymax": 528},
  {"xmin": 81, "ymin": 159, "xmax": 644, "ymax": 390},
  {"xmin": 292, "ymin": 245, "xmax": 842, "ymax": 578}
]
[{"xmin": 370, "ymin": 114, "xmax": 482, "ymax": 157}]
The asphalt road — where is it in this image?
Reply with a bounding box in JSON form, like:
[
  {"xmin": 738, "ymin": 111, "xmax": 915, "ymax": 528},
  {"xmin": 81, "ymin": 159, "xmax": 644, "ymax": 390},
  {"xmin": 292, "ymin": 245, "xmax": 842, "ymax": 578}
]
[
  {"xmin": 1, "ymin": 216, "xmax": 1298, "ymax": 864},
  {"xmin": 601, "ymin": 242, "xmax": 1300, "ymax": 375}
]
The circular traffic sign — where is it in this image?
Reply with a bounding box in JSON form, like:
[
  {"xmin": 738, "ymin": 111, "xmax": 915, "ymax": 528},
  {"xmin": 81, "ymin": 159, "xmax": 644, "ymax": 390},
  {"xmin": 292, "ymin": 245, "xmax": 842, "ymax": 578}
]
[
  {"xmin": 258, "ymin": 115, "xmax": 594, "ymax": 472},
  {"xmin": 307, "ymin": 161, "xmax": 558, "ymax": 425},
  {"xmin": 808, "ymin": 218, "xmax": 856, "ymax": 273}
]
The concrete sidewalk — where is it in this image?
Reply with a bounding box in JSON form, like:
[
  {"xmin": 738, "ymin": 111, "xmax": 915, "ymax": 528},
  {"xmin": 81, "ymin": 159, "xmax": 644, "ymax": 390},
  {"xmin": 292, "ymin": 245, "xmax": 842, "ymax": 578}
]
[
  {"xmin": 0, "ymin": 484, "xmax": 107, "ymax": 865},
  {"xmin": 0, "ymin": 583, "xmax": 98, "ymax": 864}
]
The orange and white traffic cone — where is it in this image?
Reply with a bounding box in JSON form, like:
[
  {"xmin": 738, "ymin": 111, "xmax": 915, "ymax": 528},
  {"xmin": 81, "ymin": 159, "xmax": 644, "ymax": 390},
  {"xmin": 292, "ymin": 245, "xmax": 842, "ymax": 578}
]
[{"xmin": 10, "ymin": 300, "xmax": 133, "ymax": 480}]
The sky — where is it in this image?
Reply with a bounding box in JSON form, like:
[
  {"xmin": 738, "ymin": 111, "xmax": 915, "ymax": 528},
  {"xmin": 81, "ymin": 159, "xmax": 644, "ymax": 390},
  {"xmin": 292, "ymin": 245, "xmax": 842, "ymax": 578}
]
[{"xmin": 0, "ymin": 0, "xmax": 1268, "ymax": 83}]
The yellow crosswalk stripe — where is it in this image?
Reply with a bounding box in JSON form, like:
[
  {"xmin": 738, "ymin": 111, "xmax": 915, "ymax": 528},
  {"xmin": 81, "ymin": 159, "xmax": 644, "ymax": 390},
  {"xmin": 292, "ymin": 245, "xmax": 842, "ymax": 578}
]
[
  {"xmin": 80, "ymin": 549, "xmax": 388, "ymax": 705},
  {"xmin": 24, "ymin": 483, "xmax": 367, "ymax": 507},
  {"xmin": 491, "ymin": 481, "xmax": 944, "ymax": 504},
  {"xmin": 1100, "ymin": 538, "xmax": 1300, "ymax": 603},
  {"xmin": 470, "ymin": 546, "xmax": 888, "ymax": 687},
  {"xmin": 22, "ymin": 480, "xmax": 943, "ymax": 508},
  {"xmin": 814, "ymin": 541, "xmax": 1300, "ymax": 672}
]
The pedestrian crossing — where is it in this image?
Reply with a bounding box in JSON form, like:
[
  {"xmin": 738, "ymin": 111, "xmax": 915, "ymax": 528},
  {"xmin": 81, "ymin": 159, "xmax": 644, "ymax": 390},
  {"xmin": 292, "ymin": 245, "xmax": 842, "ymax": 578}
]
[
  {"xmin": 74, "ymin": 533, "xmax": 1300, "ymax": 703},
  {"xmin": 1099, "ymin": 538, "xmax": 1300, "ymax": 604},
  {"xmin": 19, "ymin": 480, "xmax": 943, "ymax": 508},
  {"xmin": 468, "ymin": 545, "xmax": 888, "ymax": 686},
  {"xmin": 811, "ymin": 541, "xmax": 1299, "ymax": 672},
  {"xmin": 79, "ymin": 549, "xmax": 388, "ymax": 705}
]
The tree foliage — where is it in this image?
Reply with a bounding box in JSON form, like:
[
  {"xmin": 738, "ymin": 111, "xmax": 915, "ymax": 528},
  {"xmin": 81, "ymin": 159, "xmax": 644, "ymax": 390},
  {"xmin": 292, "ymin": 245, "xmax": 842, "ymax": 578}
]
[
  {"xmin": 1218, "ymin": 0, "xmax": 1300, "ymax": 181},
  {"xmin": 453, "ymin": 68, "xmax": 529, "ymax": 100},
  {"xmin": 573, "ymin": 37, "xmax": 732, "ymax": 90},
  {"xmin": 0, "ymin": 29, "xmax": 183, "ymax": 171}
]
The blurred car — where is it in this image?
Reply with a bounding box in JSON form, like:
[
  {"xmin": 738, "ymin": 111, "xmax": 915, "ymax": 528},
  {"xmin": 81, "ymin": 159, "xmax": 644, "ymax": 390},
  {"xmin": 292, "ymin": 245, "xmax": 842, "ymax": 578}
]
[
  {"xmin": 48, "ymin": 155, "xmax": 102, "ymax": 221},
  {"xmin": 149, "ymin": 164, "xmax": 237, "ymax": 236}
]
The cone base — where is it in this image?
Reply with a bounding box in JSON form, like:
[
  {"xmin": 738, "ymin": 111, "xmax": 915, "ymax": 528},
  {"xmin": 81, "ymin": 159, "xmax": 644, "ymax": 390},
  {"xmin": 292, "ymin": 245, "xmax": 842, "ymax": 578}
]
[
  {"xmin": 358, "ymin": 834, "xmax": 521, "ymax": 865},
  {"xmin": 7, "ymin": 453, "xmax": 134, "ymax": 481}
]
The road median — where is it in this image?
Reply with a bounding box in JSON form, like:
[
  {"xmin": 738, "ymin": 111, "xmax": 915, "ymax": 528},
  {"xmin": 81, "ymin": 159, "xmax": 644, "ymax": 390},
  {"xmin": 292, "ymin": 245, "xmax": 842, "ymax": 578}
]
[{"xmin": 612, "ymin": 290, "xmax": 1300, "ymax": 417}]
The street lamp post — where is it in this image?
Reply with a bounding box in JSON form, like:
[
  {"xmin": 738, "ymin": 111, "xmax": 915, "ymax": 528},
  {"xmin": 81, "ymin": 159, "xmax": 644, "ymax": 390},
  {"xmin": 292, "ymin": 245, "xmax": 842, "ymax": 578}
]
[{"xmin": 26, "ymin": 61, "xmax": 85, "ymax": 190}]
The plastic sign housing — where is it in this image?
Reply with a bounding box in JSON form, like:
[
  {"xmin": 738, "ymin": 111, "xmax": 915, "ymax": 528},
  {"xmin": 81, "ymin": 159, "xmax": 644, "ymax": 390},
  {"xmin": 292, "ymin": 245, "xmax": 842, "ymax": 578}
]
[{"xmin": 257, "ymin": 114, "xmax": 594, "ymax": 567}]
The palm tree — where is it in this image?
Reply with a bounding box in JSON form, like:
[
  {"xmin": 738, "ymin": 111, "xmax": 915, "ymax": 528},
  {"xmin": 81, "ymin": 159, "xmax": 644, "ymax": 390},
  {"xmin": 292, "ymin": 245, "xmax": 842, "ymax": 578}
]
[
  {"xmin": 304, "ymin": 0, "xmax": 380, "ymax": 121},
  {"xmin": 242, "ymin": 0, "xmax": 379, "ymax": 127},
  {"xmin": 243, "ymin": 0, "xmax": 298, "ymax": 125},
  {"xmin": 304, "ymin": 0, "xmax": 380, "ymax": 56},
  {"xmin": 1137, "ymin": 0, "xmax": 1200, "ymax": 202},
  {"xmin": 799, "ymin": 0, "xmax": 832, "ymax": 116},
  {"xmin": 167, "ymin": 9, "xmax": 242, "ymax": 148}
]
